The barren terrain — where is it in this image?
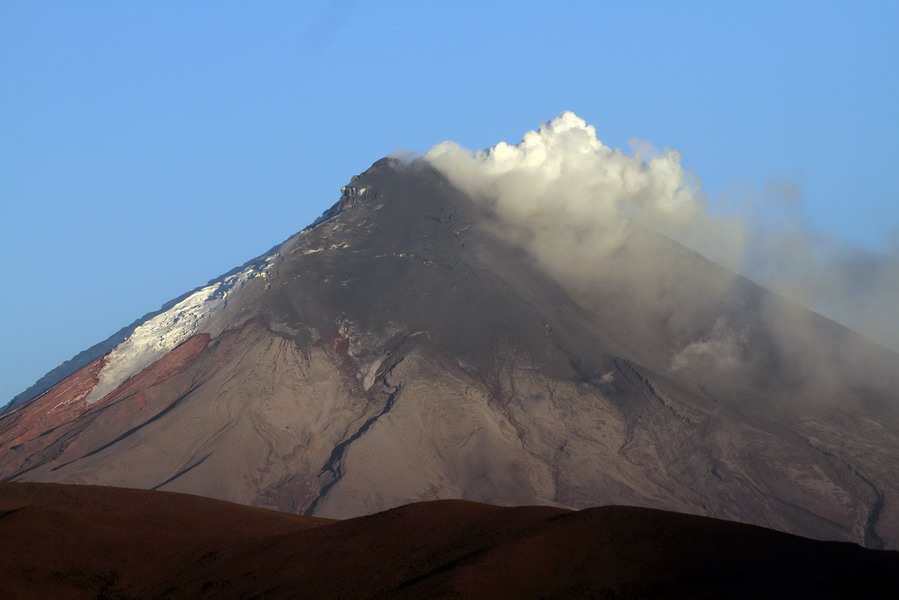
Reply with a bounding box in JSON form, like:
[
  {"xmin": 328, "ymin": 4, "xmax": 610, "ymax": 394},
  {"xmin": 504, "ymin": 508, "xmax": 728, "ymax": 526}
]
[{"xmin": 2, "ymin": 482, "xmax": 898, "ymax": 599}]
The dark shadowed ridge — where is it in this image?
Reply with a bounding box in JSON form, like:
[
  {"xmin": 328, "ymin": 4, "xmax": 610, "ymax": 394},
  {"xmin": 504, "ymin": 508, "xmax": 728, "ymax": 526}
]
[{"xmin": 1, "ymin": 481, "xmax": 898, "ymax": 600}]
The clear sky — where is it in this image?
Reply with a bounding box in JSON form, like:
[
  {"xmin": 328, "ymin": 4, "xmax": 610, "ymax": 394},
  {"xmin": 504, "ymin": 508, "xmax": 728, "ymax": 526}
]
[{"xmin": 2, "ymin": 1, "xmax": 897, "ymax": 403}]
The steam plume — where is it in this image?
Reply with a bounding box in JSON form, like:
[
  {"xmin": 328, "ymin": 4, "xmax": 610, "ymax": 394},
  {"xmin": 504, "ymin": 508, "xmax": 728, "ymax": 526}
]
[{"xmin": 424, "ymin": 112, "xmax": 899, "ymax": 397}]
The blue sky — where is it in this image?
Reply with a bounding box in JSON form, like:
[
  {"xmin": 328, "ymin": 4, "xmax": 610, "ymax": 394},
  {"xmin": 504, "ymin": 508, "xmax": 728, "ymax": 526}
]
[{"xmin": 2, "ymin": 1, "xmax": 897, "ymax": 402}]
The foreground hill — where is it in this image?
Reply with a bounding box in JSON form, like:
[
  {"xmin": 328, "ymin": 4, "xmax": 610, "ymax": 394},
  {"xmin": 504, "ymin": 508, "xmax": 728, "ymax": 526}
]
[{"xmin": 1, "ymin": 482, "xmax": 898, "ymax": 599}]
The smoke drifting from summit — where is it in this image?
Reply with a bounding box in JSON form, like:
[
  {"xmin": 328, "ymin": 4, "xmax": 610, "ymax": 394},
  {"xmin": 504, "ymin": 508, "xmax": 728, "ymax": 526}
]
[
  {"xmin": 425, "ymin": 112, "xmax": 899, "ymax": 395},
  {"xmin": 426, "ymin": 112, "xmax": 746, "ymax": 274}
]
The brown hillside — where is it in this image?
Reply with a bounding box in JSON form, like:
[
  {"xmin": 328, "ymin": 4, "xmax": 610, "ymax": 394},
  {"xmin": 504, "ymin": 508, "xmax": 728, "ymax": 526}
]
[{"xmin": 1, "ymin": 482, "xmax": 898, "ymax": 599}]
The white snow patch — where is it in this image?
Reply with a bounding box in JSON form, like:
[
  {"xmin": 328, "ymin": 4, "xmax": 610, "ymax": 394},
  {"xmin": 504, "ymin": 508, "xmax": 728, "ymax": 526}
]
[
  {"xmin": 85, "ymin": 255, "xmax": 277, "ymax": 404},
  {"xmin": 360, "ymin": 355, "xmax": 388, "ymax": 390}
]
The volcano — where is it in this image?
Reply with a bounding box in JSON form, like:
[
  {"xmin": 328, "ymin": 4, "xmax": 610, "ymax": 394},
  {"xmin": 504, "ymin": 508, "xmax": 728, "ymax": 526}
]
[{"xmin": 3, "ymin": 125, "xmax": 899, "ymax": 550}]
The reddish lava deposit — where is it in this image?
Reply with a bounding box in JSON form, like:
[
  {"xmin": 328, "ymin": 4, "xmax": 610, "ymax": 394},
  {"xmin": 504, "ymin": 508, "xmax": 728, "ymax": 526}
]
[
  {"xmin": 0, "ymin": 357, "xmax": 105, "ymax": 449},
  {"xmin": 0, "ymin": 334, "xmax": 209, "ymax": 463}
]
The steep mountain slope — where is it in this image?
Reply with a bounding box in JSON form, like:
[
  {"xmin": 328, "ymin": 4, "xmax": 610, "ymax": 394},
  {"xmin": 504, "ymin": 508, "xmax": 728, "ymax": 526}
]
[
  {"xmin": 2, "ymin": 158, "xmax": 898, "ymax": 550},
  {"xmin": 3, "ymin": 482, "xmax": 898, "ymax": 600}
]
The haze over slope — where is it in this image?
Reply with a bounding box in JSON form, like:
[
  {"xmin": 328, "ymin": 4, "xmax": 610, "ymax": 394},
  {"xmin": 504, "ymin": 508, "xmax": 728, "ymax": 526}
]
[
  {"xmin": 2, "ymin": 116, "xmax": 898, "ymax": 551},
  {"xmin": 427, "ymin": 111, "xmax": 899, "ymax": 362}
]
